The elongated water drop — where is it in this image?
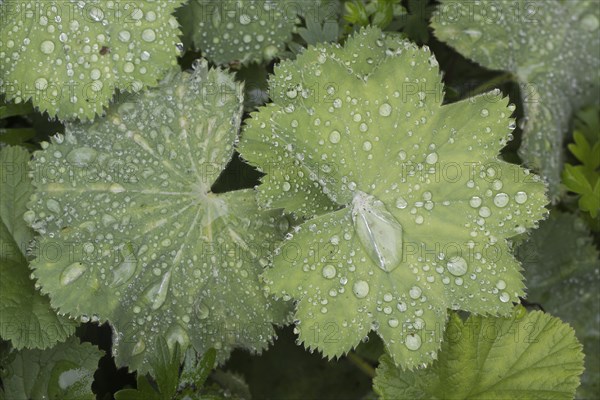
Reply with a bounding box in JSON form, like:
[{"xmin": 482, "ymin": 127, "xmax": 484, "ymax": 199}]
[
  {"xmin": 146, "ymin": 271, "xmax": 171, "ymax": 310},
  {"xmin": 112, "ymin": 243, "xmax": 137, "ymax": 286},
  {"xmin": 60, "ymin": 262, "xmax": 86, "ymax": 285},
  {"xmin": 351, "ymin": 191, "xmax": 403, "ymax": 272}
]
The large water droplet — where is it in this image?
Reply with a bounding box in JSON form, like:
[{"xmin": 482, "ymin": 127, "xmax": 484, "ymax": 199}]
[
  {"xmin": 493, "ymin": 193, "xmax": 509, "ymax": 208},
  {"xmin": 322, "ymin": 264, "xmax": 336, "ymax": 279},
  {"xmin": 142, "ymin": 29, "xmax": 156, "ymax": 42},
  {"xmin": 409, "ymin": 286, "xmax": 422, "ymax": 299},
  {"xmin": 378, "ymin": 103, "xmax": 392, "ymax": 117},
  {"xmin": 514, "ymin": 191, "xmax": 528, "ymax": 204},
  {"xmin": 147, "ymin": 271, "xmax": 171, "ymax": 310},
  {"xmin": 40, "ymin": 40, "xmax": 55, "ymax": 54},
  {"xmin": 405, "ymin": 334, "xmax": 422, "ymax": 350},
  {"xmin": 195, "ymin": 301, "xmax": 210, "ymax": 319},
  {"xmin": 112, "ymin": 244, "xmax": 137, "ymax": 286},
  {"xmin": 582, "ymin": 14, "xmax": 599, "ymax": 31},
  {"xmin": 329, "ymin": 130, "xmax": 341, "ymax": 144},
  {"xmin": 66, "ymin": 147, "xmax": 98, "ymax": 166},
  {"xmin": 446, "ymin": 256, "xmax": 468, "ymax": 276},
  {"xmin": 352, "ymin": 191, "xmax": 403, "ymax": 272},
  {"xmin": 131, "ymin": 339, "xmax": 145, "ymax": 356},
  {"xmin": 60, "ymin": 262, "xmax": 86, "ymax": 285},
  {"xmin": 353, "ymin": 280, "xmax": 369, "ymax": 298},
  {"xmin": 464, "ymin": 29, "xmax": 482, "ymax": 42}
]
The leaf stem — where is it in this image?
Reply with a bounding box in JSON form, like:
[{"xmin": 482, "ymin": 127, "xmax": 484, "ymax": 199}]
[{"xmin": 347, "ymin": 353, "xmax": 376, "ymax": 378}]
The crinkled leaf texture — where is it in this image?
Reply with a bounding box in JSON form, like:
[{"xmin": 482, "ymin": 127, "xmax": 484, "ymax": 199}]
[
  {"xmin": 432, "ymin": 0, "xmax": 600, "ymax": 200},
  {"xmin": 0, "ymin": 0, "xmax": 185, "ymax": 121},
  {"xmin": 27, "ymin": 61, "xmax": 290, "ymax": 373},
  {"xmin": 373, "ymin": 307, "xmax": 585, "ymax": 400},
  {"xmin": 178, "ymin": 0, "xmax": 299, "ymax": 65},
  {"xmin": 0, "ymin": 336, "xmax": 103, "ymax": 400},
  {"xmin": 519, "ymin": 212, "xmax": 600, "ymax": 398},
  {"xmin": 0, "ymin": 145, "xmax": 76, "ymax": 349},
  {"xmin": 238, "ymin": 27, "xmax": 548, "ymax": 369}
]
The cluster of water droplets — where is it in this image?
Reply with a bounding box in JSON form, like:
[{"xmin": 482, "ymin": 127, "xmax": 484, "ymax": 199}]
[
  {"xmin": 188, "ymin": 0, "xmax": 298, "ymax": 64},
  {"xmin": 0, "ymin": 0, "xmax": 183, "ymax": 119}
]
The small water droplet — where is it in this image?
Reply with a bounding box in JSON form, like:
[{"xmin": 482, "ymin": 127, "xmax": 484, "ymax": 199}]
[{"xmin": 499, "ymin": 292, "xmax": 510, "ymax": 302}]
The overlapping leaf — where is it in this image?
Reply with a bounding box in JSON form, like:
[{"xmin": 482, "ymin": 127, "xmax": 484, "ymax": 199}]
[
  {"xmin": 0, "ymin": 0, "xmax": 185, "ymax": 120},
  {"xmin": 373, "ymin": 307, "xmax": 585, "ymax": 399},
  {"xmin": 238, "ymin": 27, "xmax": 548, "ymax": 368},
  {"xmin": 27, "ymin": 61, "xmax": 290, "ymax": 373},
  {"xmin": 179, "ymin": 0, "xmax": 297, "ymax": 65},
  {"xmin": 519, "ymin": 211, "xmax": 600, "ymax": 398},
  {"xmin": 0, "ymin": 145, "xmax": 76, "ymax": 349},
  {"xmin": 0, "ymin": 336, "xmax": 103, "ymax": 400},
  {"xmin": 432, "ymin": 0, "xmax": 600, "ymax": 200}
]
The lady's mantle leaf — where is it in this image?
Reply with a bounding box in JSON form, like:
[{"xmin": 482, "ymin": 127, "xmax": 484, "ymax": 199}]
[
  {"xmin": 0, "ymin": 146, "xmax": 76, "ymax": 349},
  {"xmin": 1, "ymin": 336, "xmax": 103, "ymax": 400},
  {"xmin": 518, "ymin": 212, "xmax": 600, "ymax": 398},
  {"xmin": 373, "ymin": 307, "xmax": 585, "ymax": 400},
  {"xmin": 432, "ymin": 0, "xmax": 600, "ymax": 200},
  {"xmin": 0, "ymin": 0, "xmax": 185, "ymax": 121},
  {"xmin": 238, "ymin": 27, "xmax": 548, "ymax": 369},
  {"xmin": 178, "ymin": 0, "xmax": 299, "ymax": 65},
  {"xmin": 27, "ymin": 62, "xmax": 289, "ymax": 373}
]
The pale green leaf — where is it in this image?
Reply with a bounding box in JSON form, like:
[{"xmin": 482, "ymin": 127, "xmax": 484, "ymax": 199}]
[
  {"xmin": 518, "ymin": 211, "xmax": 600, "ymax": 398},
  {"xmin": 0, "ymin": 145, "xmax": 76, "ymax": 349},
  {"xmin": 432, "ymin": 0, "xmax": 600, "ymax": 200},
  {"xmin": 0, "ymin": 0, "xmax": 185, "ymax": 121},
  {"xmin": 179, "ymin": 0, "xmax": 299, "ymax": 65},
  {"xmin": 374, "ymin": 308, "xmax": 585, "ymax": 400},
  {"xmin": 1, "ymin": 336, "xmax": 103, "ymax": 400},
  {"xmin": 27, "ymin": 61, "xmax": 290, "ymax": 373},
  {"xmin": 239, "ymin": 27, "xmax": 548, "ymax": 369}
]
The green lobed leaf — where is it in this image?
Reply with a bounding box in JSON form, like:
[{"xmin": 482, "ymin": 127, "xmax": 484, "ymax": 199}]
[
  {"xmin": 27, "ymin": 61, "xmax": 290, "ymax": 373},
  {"xmin": 238, "ymin": 27, "xmax": 548, "ymax": 369},
  {"xmin": 0, "ymin": 336, "xmax": 103, "ymax": 400},
  {"xmin": 432, "ymin": 0, "xmax": 600, "ymax": 200},
  {"xmin": 518, "ymin": 211, "xmax": 600, "ymax": 398},
  {"xmin": 373, "ymin": 307, "xmax": 585, "ymax": 400},
  {"xmin": 0, "ymin": 145, "xmax": 76, "ymax": 349},
  {"xmin": 179, "ymin": 0, "xmax": 299, "ymax": 65},
  {"xmin": 0, "ymin": 0, "xmax": 185, "ymax": 121}
]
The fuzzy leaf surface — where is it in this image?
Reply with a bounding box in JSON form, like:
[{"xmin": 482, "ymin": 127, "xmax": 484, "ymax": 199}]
[
  {"xmin": 0, "ymin": 145, "xmax": 76, "ymax": 349},
  {"xmin": 238, "ymin": 27, "xmax": 548, "ymax": 368},
  {"xmin": 432, "ymin": 0, "xmax": 600, "ymax": 200},
  {"xmin": 27, "ymin": 62, "xmax": 289, "ymax": 373},
  {"xmin": 0, "ymin": 0, "xmax": 185, "ymax": 120},
  {"xmin": 374, "ymin": 308, "xmax": 585, "ymax": 399}
]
